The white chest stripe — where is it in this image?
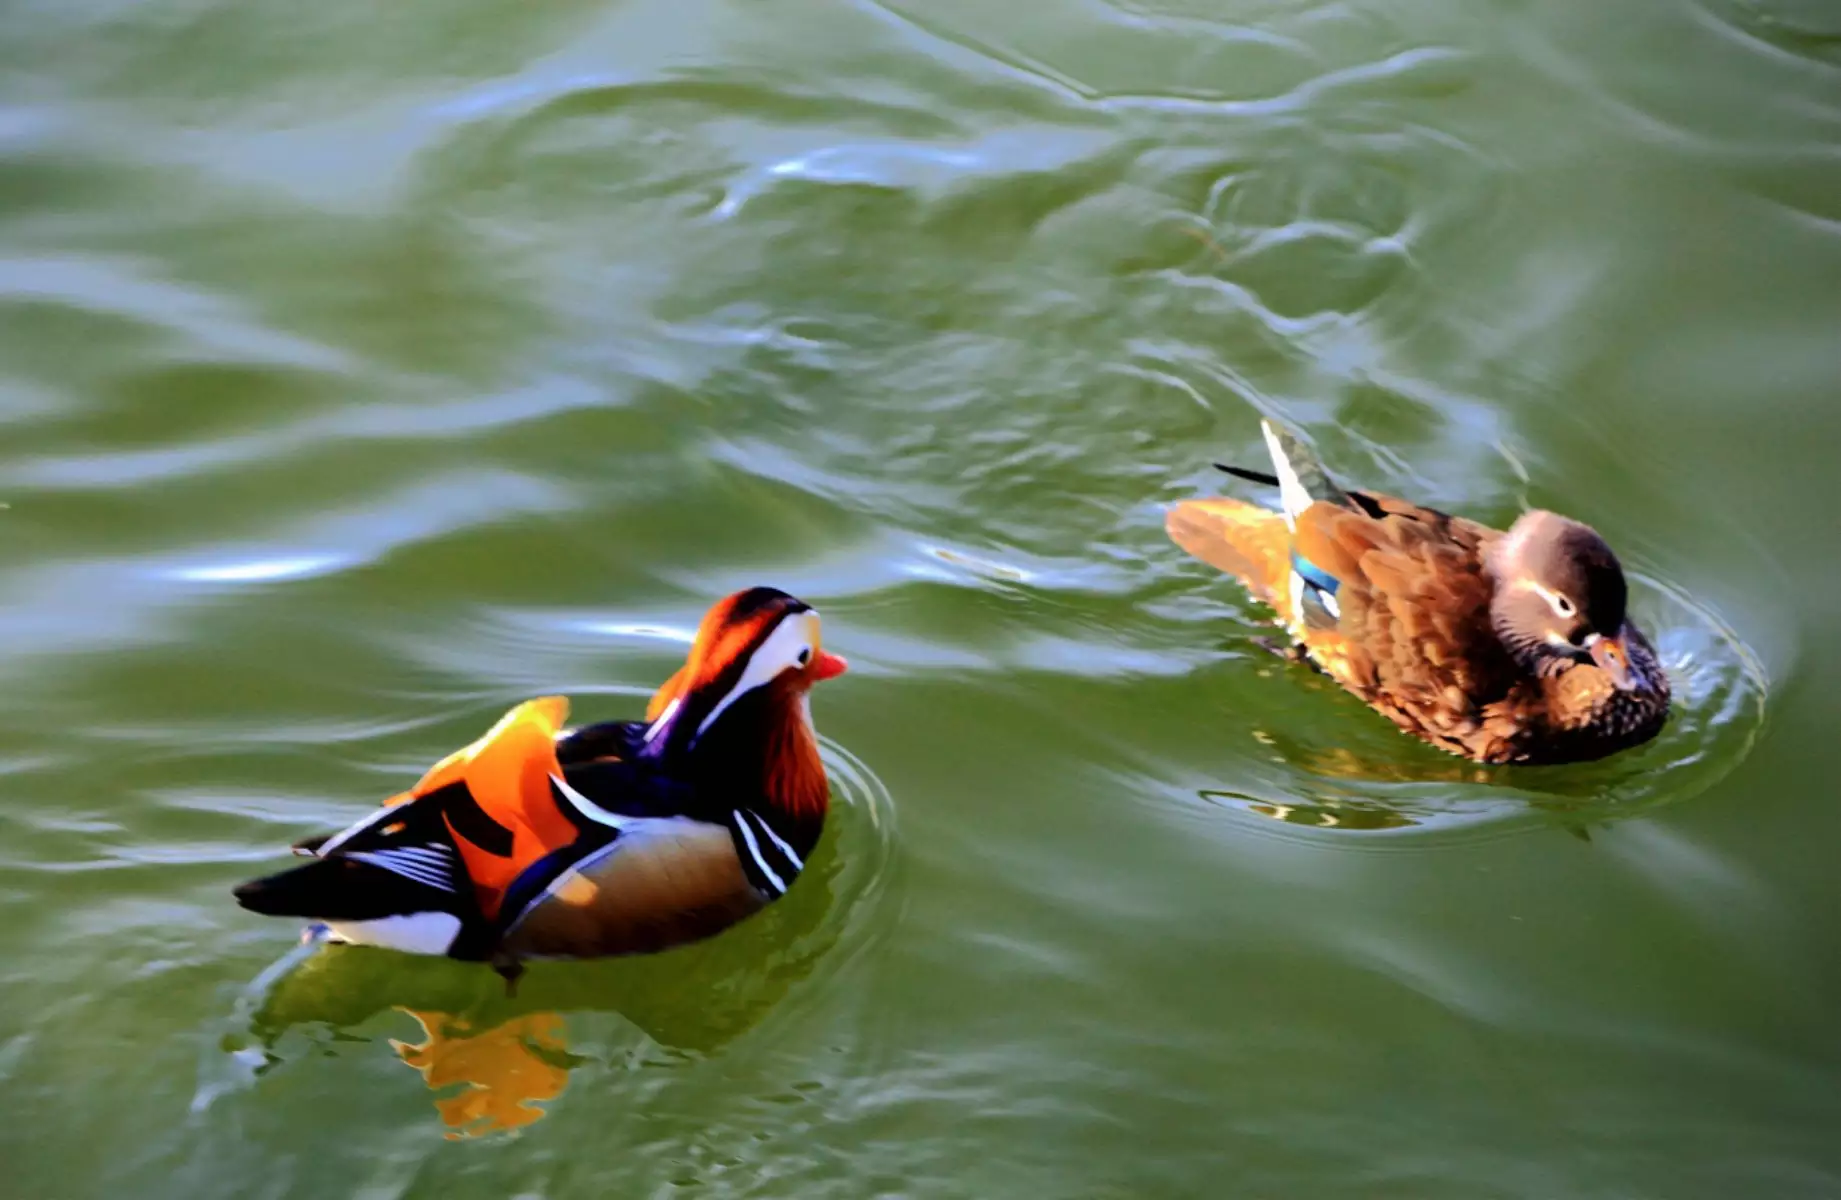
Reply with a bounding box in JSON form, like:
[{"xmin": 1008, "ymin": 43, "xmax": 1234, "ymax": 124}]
[
  {"xmin": 550, "ymin": 774, "xmax": 636, "ymax": 829},
  {"xmin": 746, "ymin": 809, "xmax": 804, "ymax": 871},
  {"xmin": 733, "ymin": 812, "xmax": 787, "ymax": 895}
]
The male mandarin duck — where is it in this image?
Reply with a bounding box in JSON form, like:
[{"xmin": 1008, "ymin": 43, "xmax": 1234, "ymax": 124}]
[
  {"xmin": 1166, "ymin": 420, "xmax": 1670, "ymax": 764},
  {"xmin": 233, "ymin": 587, "xmax": 847, "ymax": 986}
]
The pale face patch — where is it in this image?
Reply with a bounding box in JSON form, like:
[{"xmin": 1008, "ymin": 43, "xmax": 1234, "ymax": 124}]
[{"xmin": 694, "ymin": 611, "xmax": 821, "ymax": 741}]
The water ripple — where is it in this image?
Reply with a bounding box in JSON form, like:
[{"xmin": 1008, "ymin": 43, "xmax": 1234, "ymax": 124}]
[
  {"xmin": 2, "ymin": 379, "xmax": 608, "ymax": 490},
  {"xmin": 1, "ymin": 0, "xmax": 1832, "ymax": 1188}
]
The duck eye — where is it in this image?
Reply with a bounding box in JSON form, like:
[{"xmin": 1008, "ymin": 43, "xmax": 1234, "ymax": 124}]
[{"xmin": 796, "ymin": 648, "xmax": 811, "ymax": 667}]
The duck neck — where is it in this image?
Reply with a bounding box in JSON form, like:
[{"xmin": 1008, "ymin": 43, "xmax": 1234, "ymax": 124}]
[{"xmin": 683, "ymin": 690, "xmax": 829, "ymax": 845}]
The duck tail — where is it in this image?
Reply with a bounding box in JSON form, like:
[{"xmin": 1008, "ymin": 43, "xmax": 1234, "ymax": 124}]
[
  {"xmin": 233, "ymin": 856, "xmax": 452, "ymax": 922},
  {"xmin": 1258, "ymin": 419, "xmax": 1346, "ymax": 527},
  {"xmin": 1165, "ymin": 497, "xmax": 1295, "ymax": 619}
]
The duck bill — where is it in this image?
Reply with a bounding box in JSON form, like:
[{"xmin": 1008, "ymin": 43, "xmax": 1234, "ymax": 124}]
[
  {"xmin": 1588, "ymin": 628, "xmax": 1637, "ymax": 691},
  {"xmin": 812, "ymin": 650, "xmax": 849, "ymax": 681}
]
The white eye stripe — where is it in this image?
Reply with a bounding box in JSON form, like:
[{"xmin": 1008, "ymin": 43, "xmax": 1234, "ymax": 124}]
[
  {"xmin": 694, "ymin": 613, "xmax": 819, "ymax": 741},
  {"xmin": 1520, "ymin": 580, "xmax": 1577, "ymax": 620}
]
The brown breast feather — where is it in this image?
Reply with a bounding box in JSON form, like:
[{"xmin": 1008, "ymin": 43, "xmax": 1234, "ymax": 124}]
[
  {"xmin": 1293, "ymin": 497, "xmax": 1531, "ymax": 759},
  {"xmin": 500, "ymin": 821, "xmax": 764, "ymax": 959}
]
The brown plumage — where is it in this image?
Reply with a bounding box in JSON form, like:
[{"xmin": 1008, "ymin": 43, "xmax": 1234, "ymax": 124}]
[
  {"xmin": 1167, "ymin": 421, "xmax": 1670, "ymax": 764},
  {"xmin": 499, "ymin": 820, "xmax": 766, "ymax": 960}
]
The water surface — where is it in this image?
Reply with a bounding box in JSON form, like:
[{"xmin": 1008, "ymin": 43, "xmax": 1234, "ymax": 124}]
[{"xmin": 3, "ymin": 0, "xmax": 1839, "ymax": 1195}]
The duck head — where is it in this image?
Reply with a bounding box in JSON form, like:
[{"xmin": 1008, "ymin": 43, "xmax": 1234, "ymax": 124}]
[
  {"xmin": 1486, "ymin": 510, "xmax": 1652, "ymax": 691},
  {"xmin": 639, "ymin": 588, "xmax": 847, "ymax": 820}
]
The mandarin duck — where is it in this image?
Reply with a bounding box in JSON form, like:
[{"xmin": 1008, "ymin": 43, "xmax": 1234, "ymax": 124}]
[
  {"xmin": 1166, "ymin": 421, "xmax": 1670, "ymax": 764},
  {"xmin": 233, "ymin": 587, "xmax": 847, "ymax": 987}
]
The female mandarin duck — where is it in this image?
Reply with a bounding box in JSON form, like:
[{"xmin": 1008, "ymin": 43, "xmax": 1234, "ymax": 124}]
[
  {"xmin": 233, "ymin": 587, "xmax": 846, "ymax": 986},
  {"xmin": 1166, "ymin": 420, "xmax": 1670, "ymax": 765}
]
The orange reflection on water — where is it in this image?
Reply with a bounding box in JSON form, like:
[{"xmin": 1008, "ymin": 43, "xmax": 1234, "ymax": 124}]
[{"xmin": 390, "ymin": 1010, "xmax": 570, "ymax": 1139}]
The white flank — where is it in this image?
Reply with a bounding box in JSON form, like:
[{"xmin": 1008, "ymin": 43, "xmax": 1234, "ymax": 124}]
[{"xmin": 322, "ymin": 912, "xmax": 460, "ymax": 955}]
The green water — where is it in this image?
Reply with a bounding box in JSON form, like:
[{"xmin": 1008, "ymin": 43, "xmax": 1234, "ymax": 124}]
[{"xmin": 3, "ymin": 0, "xmax": 1839, "ymax": 1194}]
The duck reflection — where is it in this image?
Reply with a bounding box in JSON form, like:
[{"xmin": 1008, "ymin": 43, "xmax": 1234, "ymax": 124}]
[
  {"xmin": 247, "ymin": 835, "xmax": 843, "ymax": 1137},
  {"xmin": 1206, "ymin": 789, "xmax": 1424, "ymax": 832},
  {"xmin": 392, "ymin": 1010, "xmax": 572, "ymax": 1139},
  {"xmin": 1209, "ymin": 724, "xmax": 1650, "ymax": 834}
]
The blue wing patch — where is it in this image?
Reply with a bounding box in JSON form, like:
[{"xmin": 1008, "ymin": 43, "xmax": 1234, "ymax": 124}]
[
  {"xmin": 1291, "ymin": 551, "xmax": 1340, "ymax": 596},
  {"xmin": 1291, "ymin": 551, "xmax": 1342, "ymax": 629}
]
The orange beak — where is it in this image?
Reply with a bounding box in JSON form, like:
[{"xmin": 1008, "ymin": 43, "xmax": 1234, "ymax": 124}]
[
  {"xmin": 1588, "ymin": 628, "xmax": 1636, "ymax": 692},
  {"xmin": 813, "ymin": 650, "xmax": 848, "ymax": 681}
]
